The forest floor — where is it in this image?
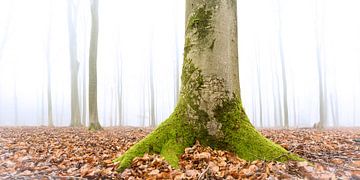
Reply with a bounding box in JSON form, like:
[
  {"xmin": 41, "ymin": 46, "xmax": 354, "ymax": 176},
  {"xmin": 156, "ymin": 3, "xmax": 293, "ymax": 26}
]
[{"xmin": 0, "ymin": 127, "xmax": 359, "ymax": 180}]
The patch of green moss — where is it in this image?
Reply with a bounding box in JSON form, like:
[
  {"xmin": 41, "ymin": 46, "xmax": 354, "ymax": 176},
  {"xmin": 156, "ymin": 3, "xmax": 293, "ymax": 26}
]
[
  {"xmin": 114, "ymin": 56, "xmax": 303, "ymax": 172},
  {"xmin": 88, "ymin": 122, "xmax": 102, "ymax": 131},
  {"xmin": 114, "ymin": 104, "xmax": 196, "ymax": 171},
  {"xmin": 210, "ymin": 95, "xmax": 303, "ymax": 162},
  {"xmin": 187, "ymin": 5, "xmax": 214, "ymax": 41}
]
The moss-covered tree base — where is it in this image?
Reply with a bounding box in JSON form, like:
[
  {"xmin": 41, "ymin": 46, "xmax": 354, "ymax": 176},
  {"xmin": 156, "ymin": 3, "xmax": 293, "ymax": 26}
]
[
  {"xmin": 88, "ymin": 122, "xmax": 103, "ymax": 131},
  {"xmin": 114, "ymin": 96, "xmax": 302, "ymax": 172}
]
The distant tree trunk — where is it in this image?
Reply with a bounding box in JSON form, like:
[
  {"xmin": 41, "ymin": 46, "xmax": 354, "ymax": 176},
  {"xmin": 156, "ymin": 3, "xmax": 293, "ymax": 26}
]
[
  {"xmin": 277, "ymin": 0, "xmax": 289, "ymax": 128},
  {"xmin": 67, "ymin": 0, "xmax": 82, "ymax": 127},
  {"xmin": 14, "ymin": 78, "xmax": 18, "ymax": 125},
  {"xmin": 45, "ymin": 45, "xmax": 53, "ymax": 127},
  {"xmin": 82, "ymin": 11, "xmax": 88, "ymax": 127},
  {"xmin": 115, "ymin": 0, "xmax": 301, "ymax": 171},
  {"xmin": 115, "ymin": 56, "xmax": 123, "ymax": 126},
  {"xmin": 173, "ymin": 11, "xmax": 180, "ymax": 106},
  {"xmin": 110, "ymin": 88, "xmax": 114, "ymax": 127},
  {"xmin": 88, "ymin": 0, "xmax": 102, "ymax": 131},
  {"xmin": 149, "ymin": 35, "xmax": 156, "ymax": 127},
  {"xmin": 314, "ymin": 0, "xmax": 327, "ymax": 129},
  {"xmin": 271, "ymin": 58, "xmax": 283, "ymax": 127},
  {"xmin": 255, "ymin": 45, "xmax": 263, "ymax": 128},
  {"xmin": 82, "ymin": 60, "xmax": 87, "ymax": 126},
  {"xmin": 45, "ymin": 0, "xmax": 54, "ymax": 127},
  {"xmin": 329, "ymin": 93, "xmax": 338, "ymax": 126},
  {"xmin": 292, "ymin": 90, "xmax": 297, "ymax": 127}
]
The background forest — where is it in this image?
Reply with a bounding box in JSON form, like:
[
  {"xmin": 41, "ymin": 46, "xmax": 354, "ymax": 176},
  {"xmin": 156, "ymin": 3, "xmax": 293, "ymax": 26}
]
[{"xmin": 0, "ymin": 0, "xmax": 360, "ymax": 128}]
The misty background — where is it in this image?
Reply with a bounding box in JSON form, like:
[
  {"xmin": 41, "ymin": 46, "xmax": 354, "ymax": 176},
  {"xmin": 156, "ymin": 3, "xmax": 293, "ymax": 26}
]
[{"xmin": 0, "ymin": 0, "xmax": 359, "ymax": 127}]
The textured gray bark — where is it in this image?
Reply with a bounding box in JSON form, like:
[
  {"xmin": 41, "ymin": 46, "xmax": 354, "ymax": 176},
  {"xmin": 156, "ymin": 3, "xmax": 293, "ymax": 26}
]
[
  {"xmin": 185, "ymin": 0, "xmax": 240, "ymax": 98},
  {"xmin": 67, "ymin": 0, "xmax": 82, "ymax": 127},
  {"xmin": 88, "ymin": 0, "xmax": 102, "ymax": 130}
]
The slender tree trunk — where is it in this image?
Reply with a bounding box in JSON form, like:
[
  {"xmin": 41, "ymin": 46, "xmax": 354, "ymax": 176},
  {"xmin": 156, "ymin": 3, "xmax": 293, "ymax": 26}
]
[
  {"xmin": 314, "ymin": 0, "xmax": 327, "ymax": 129},
  {"xmin": 115, "ymin": 0, "xmax": 301, "ymax": 171},
  {"xmin": 276, "ymin": 0, "xmax": 289, "ymax": 128},
  {"xmin": 149, "ymin": 36, "xmax": 156, "ymax": 127},
  {"xmin": 67, "ymin": 0, "xmax": 82, "ymax": 127},
  {"xmin": 115, "ymin": 56, "xmax": 123, "ymax": 126},
  {"xmin": 173, "ymin": 6, "xmax": 180, "ymax": 106},
  {"xmin": 88, "ymin": 0, "xmax": 102, "ymax": 130},
  {"xmin": 255, "ymin": 45, "xmax": 263, "ymax": 128},
  {"xmin": 82, "ymin": 60, "xmax": 87, "ymax": 126},
  {"xmin": 45, "ymin": 0, "xmax": 54, "ymax": 127},
  {"xmin": 14, "ymin": 78, "xmax": 18, "ymax": 125}
]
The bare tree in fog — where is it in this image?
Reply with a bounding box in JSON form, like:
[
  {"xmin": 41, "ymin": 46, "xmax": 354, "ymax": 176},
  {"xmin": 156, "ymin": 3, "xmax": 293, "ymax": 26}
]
[
  {"xmin": 173, "ymin": 4, "xmax": 180, "ymax": 106},
  {"xmin": 255, "ymin": 44, "xmax": 263, "ymax": 127},
  {"xmin": 314, "ymin": 0, "xmax": 328, "ymax": 129},
  {"xmin": 276, "ymin": 0, "xmax": 289, "ymax": 128},
  {"xmin": 45, "ymin": 0, "xmax": 54, "ymax": 127},
  {"xmin": 115, "ymin": 53, "xmax": 123, "ymax": 126},
  {"xmin": 148, "ymin": 34, "xmax": 156, "ymax": 127},
  {"xmin": 88, "ymin": 0, "xmax": 102, "ymax": 130},
  {"xmin": 67, "ymin": 0, "xmax": 82, "ymax": 127},
  {"xmin": 271, "ymin": 56, "xmax": 283, "ymax": 127}
]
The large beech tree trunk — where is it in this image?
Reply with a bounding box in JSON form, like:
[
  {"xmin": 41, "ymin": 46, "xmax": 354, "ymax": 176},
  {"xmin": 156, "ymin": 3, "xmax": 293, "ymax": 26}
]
[
  {"xmin": 115, "ymin": 0, "xmax": 301, "ymax": 171},
  {"xmin": 88, "ymin": 0, "xmax": 102, "ymax": 131}
]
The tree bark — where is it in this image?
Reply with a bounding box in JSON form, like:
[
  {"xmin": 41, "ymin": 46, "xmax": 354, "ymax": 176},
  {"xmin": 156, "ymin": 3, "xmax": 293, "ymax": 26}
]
[
  {"xmin": 115, "ymin": 0, "xmax": 301, "ymax": 171},
  {"xmin": 46, "ymin": 0, "xmax": 54, "ymax": 127},
  {"xmin": 276, "ymin": 0, "xmax": 289, "ymax": 128},
  {"xmin": 88, "ymin": 0, "xmax": 102, "ymax": 131},
  {"xmin": 314, "ymin": 0, "xmax": 327, "ymax": 129},
  {"xmin": 67, "ymin": 0, "xmax": 82, "ymax": 127}
]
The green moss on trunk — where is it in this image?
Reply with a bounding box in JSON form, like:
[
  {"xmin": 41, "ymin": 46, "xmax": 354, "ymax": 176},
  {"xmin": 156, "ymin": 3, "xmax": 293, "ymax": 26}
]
[
  {"xmin": 114, "ymin": 59, "xmax": 302, "ymax": 171},
  {"xmin": 88, "ymin": 122, "xmax": 103, "ymax": 131},
  {"xmin": 114, "ymin": 0, "xmax": 302, "ymax": 172}
]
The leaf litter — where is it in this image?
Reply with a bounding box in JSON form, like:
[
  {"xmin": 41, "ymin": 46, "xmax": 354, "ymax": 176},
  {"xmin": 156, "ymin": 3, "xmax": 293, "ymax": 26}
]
[{"xmin": 0, "ymin": 127, "xmax": 358, "ymax": 179}]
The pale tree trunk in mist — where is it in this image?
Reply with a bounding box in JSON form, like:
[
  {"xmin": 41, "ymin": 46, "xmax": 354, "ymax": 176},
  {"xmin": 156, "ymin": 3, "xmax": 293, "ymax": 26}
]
[
  {"xmin": 110, "ymin": 88, "xmax": 114, "ymax": 127},
  {"xmin": 271, "ymin": 59, "xmax": 283, "ymax": 127},
  {"xmin": 292, "ymin": 90, "xmax": 297, "ymax": 127},
  {"xmin": 115, "ymin": 56, "xmax": 123, "ymax": 126},
  {"xmin": 173, "ymin": 7, "xmax": 180, "ymax": 106},
  {"xmin": 148, "ymin": 35, "xmax": 156, "ymax": 127},
  {"xmin": 115, "ymin": 0, "xmax": 300, "ymax": 171},
  {"xmin": 82, "ymin": 61, "xmax": 87, "ymax": 126},
  {"xmin": 68, "ymin": 0, "xmax": 82, "ymax": 127},
  {"xmin": 45, "ymin": 3, "xmax": 54, "ymax": 127},
  {"xmin": 14, "ymin": 78, "xmax": 18, "ymax": 125},
  {"xmin": 277, "ymin": 0, "xmax": 289, "ymax": 128},
  {"xmin": 330, "ymin": 93, "xmax": 338, "ymax": 126},
  {"xmin": 82, "ymin": 12, "xmax": 88, "ymax": 126},
  {"xmin": 315, "ymin": 0, "xmax": 327, "ymax": 129},
  {"xmin": 149, "ymin": 56, "xmax": 156, "ymax": 127},
  {"xmin": 88, "ymin": 0, "xmax": 102, "ymax": 130},
  {"xmin": 255, "ymin": 45, "xmax": 263, "ymax": 128}
]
